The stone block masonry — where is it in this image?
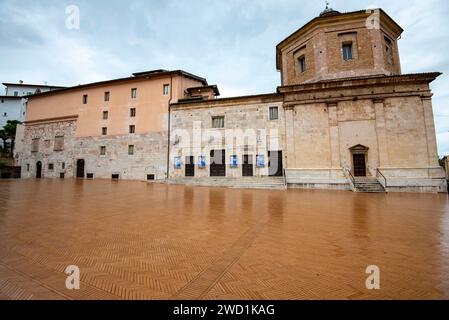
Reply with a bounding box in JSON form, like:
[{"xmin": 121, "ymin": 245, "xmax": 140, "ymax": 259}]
[{"xmin": 18, "ymin": 119, "xmax": 168, "ymax": 181}]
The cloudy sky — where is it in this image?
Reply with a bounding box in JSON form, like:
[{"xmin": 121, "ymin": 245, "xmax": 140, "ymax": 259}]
[{"xmin": 1, "ymin": 0, "xmax": 448, "ymax": 155}]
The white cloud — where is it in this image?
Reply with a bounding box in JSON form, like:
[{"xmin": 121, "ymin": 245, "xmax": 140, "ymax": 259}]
[{"xmin": 1, "ymin": 0, "xmax": 448, "ymax": 155}]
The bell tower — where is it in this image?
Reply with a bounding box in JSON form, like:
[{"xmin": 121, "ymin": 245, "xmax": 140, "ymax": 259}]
[{"xmin": 276, "ymin": 8, "xmax": 404, "ymax": 85}]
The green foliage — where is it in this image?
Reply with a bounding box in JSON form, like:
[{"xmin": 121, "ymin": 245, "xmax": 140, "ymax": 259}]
[{"xmin": 0, "ymin": 120, "xmax": 22, "ymax": 155}]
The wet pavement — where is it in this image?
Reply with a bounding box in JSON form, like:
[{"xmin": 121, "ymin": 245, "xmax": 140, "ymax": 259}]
[{"xmin": 0, "ymin": 179, "xmax": 448, "ymax": 300}]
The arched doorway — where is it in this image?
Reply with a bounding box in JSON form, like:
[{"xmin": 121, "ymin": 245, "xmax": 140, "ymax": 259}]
[
  {"xmin": 350, "ymin": 145, "xmax": 369, "ymax": 177},
  {"xmin": 36, "ymin": 161, "xmax": 42, "ymax": 179},
  {"xmin": 76, "ymin": 159, "xmax": 85, "ymax": 178}
]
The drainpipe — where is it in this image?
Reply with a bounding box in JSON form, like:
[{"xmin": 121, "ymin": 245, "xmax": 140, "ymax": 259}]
[{"xmin": 166, "ymin": 75, "xmax": 173, "ymax": 180}]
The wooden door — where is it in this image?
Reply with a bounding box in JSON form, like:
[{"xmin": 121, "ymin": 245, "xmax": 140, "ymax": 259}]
[
  {"xmin": 242, "ymin": 155, "xmax": 253, "ymax": 177},
  {"xmin": 185, "ymin": 156, "xmax": 195, "ymax": 177},
  {"xmin": 353, "ymin": 154, "xmax": 367, "ymax": 177},
  {"xmin": 210, "ymin": 150, "xmax": 226, "ymax": 177}
]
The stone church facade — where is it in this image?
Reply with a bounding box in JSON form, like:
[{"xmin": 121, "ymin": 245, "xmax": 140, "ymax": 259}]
[{"xmin": 15, "ymin": 8, "xmax": 447, "ymax": 193}]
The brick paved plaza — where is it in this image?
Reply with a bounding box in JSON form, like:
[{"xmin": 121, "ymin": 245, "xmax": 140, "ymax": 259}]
[{"xmin": 0, "ymin": 180, "xmax": 448, "ymax": 300}]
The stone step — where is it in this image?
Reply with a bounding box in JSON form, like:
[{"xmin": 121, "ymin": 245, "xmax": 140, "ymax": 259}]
[
  {"xmin": 165, "ymin": 177, "xmax": 286, "ymax": 190},
  {"xmin": 352, "ymin": 178, "xmax": 386, "ymax": 193}
]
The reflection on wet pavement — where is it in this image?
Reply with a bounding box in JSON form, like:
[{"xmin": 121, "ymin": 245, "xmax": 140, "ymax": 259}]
[{"xmin": 0, "ymin": 179, "xmax": 448, "ymax": 300}]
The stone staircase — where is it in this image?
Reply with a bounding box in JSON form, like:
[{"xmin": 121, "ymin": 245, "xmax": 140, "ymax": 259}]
[
  {"xmin": 353, "ymin": 177, "xmax": 386, "ymax": 193},
  {"xmin": 165, "ymin": 177, "xmax": 287, "ymax": 190}
]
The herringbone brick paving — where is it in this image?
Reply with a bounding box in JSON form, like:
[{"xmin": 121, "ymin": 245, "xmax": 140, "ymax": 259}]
[{"xmin": 0, "ymin": 179, "xmax": 448, "ymax": 300}]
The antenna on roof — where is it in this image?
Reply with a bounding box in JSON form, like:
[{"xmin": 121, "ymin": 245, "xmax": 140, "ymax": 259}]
[{"xmin": 325, "ymin": 1, "xmax": 329, "ymax": 9}]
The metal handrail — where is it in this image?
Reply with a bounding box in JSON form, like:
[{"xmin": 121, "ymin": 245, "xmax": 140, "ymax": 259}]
[
  {"xmin": 376, "ymin": 169, "xmax": 387, "ymax": 188},
  {"xmin": 344, "ymin": 168, "xmax": 356, "ymax": 191}
]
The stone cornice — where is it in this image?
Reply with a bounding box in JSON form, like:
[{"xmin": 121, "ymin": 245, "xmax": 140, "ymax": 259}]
[
  {"xmin": 170, "ymin": 93, "xmax": 283, "ymax": 110},
  {"xmin": 278, "ymin": 73, "xmax": 441, "ymax": 95},
  {"xmin": 25, "ymin": 115, "xmax": 78, "ymax": 126}
]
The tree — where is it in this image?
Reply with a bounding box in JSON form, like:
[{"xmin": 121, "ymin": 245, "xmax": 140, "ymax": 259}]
[
  {"xmin": 0, "ymin": 129, "xmax": 8, "ymax": 152},
  {"xmin": 2, "ymin": 120, "xmax": 22, "ymax": 156}
]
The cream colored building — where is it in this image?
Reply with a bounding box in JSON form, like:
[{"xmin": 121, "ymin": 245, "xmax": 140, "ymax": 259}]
[{"xmin": 15, "ymin": 7, "xmax": 447, "ymax": 193}]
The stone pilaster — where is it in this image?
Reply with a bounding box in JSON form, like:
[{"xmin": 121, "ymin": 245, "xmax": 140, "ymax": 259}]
[
  {"xmin": 422, "ymin": 97, "xmax": 439, "ymax": 167},
  {"xmin": 373, "ymin": 98, "xmax": 389, "ymax": 167},
  {"xmin": 284, "ymin": 105, "xmax": 296, "ymax": 168},
  {"xmin": 327, "ymin": 103, "xmax": 341, "ymax": 168}
]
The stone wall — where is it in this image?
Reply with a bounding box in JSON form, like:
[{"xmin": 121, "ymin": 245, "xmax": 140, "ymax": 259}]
[
  {"xmin": 18, "ymin": 119, "xmax": 168, "ymax": 181},
  {"xmin": 74, "ymin": 132, "xmax": 168, "ymax": 181},
  {"xmin": 170, "ymin": 98, "xmax": 285, "ymax": 179},
  {"xmin": 284, "ymin": 96, "xmax": 446, "ymax": 192},
  {"xmin": 18, "ymin": 120, "xmax": 77, "ymax": 179}
]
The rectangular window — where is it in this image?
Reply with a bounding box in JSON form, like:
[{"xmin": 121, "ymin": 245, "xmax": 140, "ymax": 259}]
[
  {"xmin": 131, "ymin": 88, "xmax": 137, "ymax": 99},
  {"xmin": 129, "ymin": 125, "xmax": 136, "ymax": 134},
  {"xmin": 100, "ymin": 146, "xmax": 106, "ymax": 155},
  {"xmin": 298, "ymin": 56, "xmax": 306, "ymax": 73},
  {"xmin": 342, "ymin": 43, "xmax": 353, "ymax": 61},
  {"xmin": 163, "ymin": 84, "xmax": 170, "ymax": 96},
  {"xmin": 147, "ymin": 174, "xmax": 155, "ymax": 181},
  {"xmin": 54, "ymin": 136, "xmax": 64, "ymax": 151},
  {"xmin": 104, "ymin": 91, "xmax": 110, "ymax": 102},
  {"xmin": 14, "ymin": 91, "xmax": 19, "ymax": 97},
  {"xmin": 269, "ymin": 107, "xmax": 279, "ymax": 120},
  {"xmin": 212, "ymin": 116, "xmax": 225, "ymax": 129},
  {"xmin": 26, "ymin": 164, "xmax": 30, "ymax": 172},
  {"xmin": 103, "ymin": 111, "xmax": 109, "ymax": 120},
  {"xmin": 62, "ymin": 162, "xmax": 65, "ymax": 170},
  {"xmin": 128, "ymin": 145, "xmax": 134, "ymax": 155},
  {"xmin": 48, "ymin": 163, "xmax": 54, "ymax": 171},
  {"xmin": 384, "ymin": 37, "xmax": 394, "ymax": 64},
  {"xmin": 102, "ymin": 127, "xmax": 108, "ymax": 136},
  {"xmin": 31, "ymin": 138, "xmax": 39, "ymax": 153},
  {"xmin": 130, "ymin": 108, "xmax": 136, "ymax": 117},
  {"xmin": 83, "ymin": 94, "xmax": 88, "ymax": 104}
]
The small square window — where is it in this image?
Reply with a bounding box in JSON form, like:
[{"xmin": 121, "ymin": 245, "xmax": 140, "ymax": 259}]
[
  {"xmin": 48, "ymin": 163, "xmax": 54, "ymax": 171},
  {"xmin": 129, "ymin": 125, "xmax": 136, "ymax": 134},
  {"xmin": 212, "ymin": 116, "xmax": 225, "ymax": 129},
  {"xmin": 86, "ymin": 173, "xmax": 94, "ymax": 179},
  {"xmin": 104, "ymin": 91, "xmax": 110, "ymax": 102},
  {"xmin": 60, "ymin": 173, "xmax": 65, "ymax": 179},
  {"xmin": 82, "ymin": 94, "xmax": 88, "ymax": 104},
  {"xmin": 103, "ymin": 111, "xmax": 109, "ymax": 120},
  {"xmin": 14, "ymin": 91, "xmax": 19, "ymax": 97},
  {"xmin": 100, "ymin": 146, "xmax": 106, "ymax": 155},
  {"xmin": 131, "ymin": 88, "xmax": 137, "ymax": 99},
  {"xmin": 112, "ymin": 174, "xmax": 120, "ymax": 180},
  {"xmin": 102, "ymin": 127, "xmax": 108, "ymax": 135},
  {"xmin": 128, "ymin": 145, "xmax": 135, "ymax": 155},
  {"xmin": 130, "ymin": 108, "xmax": 136, "ymax": 117},
  {"xmin": 62, "ymin": 162, "xmax": 65, "ymax": 170},
  {"xmin": 147, "ymin": 174, "xmax": 155, "ymax": 181},
  {"xmin": 163, "ymin": 84, "xmax": 170, "ymax": 96},
  {"xmin": 269, "ymin": 107, "xmax": 279, "ymax": 120}
]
